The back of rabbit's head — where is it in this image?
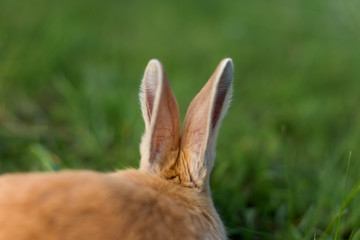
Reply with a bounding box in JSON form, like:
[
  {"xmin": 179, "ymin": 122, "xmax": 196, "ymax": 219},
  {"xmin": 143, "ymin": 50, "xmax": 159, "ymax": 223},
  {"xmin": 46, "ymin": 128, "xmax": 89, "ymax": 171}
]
[{"xmin": 139, "ymin": 58, "xmax": 233, "ymax": 194}]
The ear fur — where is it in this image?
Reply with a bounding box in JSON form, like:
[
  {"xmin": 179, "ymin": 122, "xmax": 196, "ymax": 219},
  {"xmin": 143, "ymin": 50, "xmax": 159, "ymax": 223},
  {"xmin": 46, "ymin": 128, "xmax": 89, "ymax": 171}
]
[
  {"xmin": 139, "ymin": 60, "xmax": 181, "ymax": 175},
  {"xmin": 179, "ymin": 58, "xmax": 233, "ymax": 191}
]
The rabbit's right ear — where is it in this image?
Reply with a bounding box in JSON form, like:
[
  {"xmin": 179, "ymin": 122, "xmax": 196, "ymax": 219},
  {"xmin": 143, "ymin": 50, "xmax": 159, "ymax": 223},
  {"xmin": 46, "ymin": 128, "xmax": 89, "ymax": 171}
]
[{"xmin": 139, "ymin": 60, "xmax": 181, "ymax": 175}]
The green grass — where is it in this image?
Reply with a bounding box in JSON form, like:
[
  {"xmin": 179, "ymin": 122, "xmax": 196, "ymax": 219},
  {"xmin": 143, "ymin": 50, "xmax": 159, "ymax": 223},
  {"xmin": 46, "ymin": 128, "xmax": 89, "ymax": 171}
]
[{"xmin": 1, "ymin": 0, "xmax": 360, "ymax": 239}]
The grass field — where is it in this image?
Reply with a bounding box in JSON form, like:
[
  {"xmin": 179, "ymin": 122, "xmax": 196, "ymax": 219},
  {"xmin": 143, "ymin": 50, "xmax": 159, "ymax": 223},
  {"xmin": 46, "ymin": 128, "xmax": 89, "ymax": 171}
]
[{"xmin": 1, "ymin": 0, "xmax": 360, "ymax": 239}]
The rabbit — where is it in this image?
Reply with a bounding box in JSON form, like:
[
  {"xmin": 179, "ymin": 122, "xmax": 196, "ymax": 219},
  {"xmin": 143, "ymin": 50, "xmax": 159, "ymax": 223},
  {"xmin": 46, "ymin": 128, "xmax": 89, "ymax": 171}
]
[{"xmin": 0, "ymin": 58, "xmax": 234, "ymax": 240}]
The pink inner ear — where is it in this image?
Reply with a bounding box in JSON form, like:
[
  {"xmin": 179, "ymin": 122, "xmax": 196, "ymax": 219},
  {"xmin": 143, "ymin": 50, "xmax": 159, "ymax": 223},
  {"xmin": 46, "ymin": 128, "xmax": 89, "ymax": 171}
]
[
  {"xmin": 146, "ymin": 90, "xmax": 154, "ymax": 119},
  {"xmin": 211, "ymin": 71, "xmax": 232, "ymax": 129},
  {"xmin": 212, "ymin": 89, "xmax": 226, "ymax": 129},
  {"xmin": 145, "ymin": 69, "xmax": 160, "ymax": 120}
]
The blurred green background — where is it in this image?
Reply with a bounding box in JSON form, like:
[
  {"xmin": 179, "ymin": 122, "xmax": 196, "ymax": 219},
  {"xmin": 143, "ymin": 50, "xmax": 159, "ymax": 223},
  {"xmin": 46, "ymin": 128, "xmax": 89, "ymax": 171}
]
[{"xmin": 1, "ymin": 0, "xmax": 360, "ymax": 239}]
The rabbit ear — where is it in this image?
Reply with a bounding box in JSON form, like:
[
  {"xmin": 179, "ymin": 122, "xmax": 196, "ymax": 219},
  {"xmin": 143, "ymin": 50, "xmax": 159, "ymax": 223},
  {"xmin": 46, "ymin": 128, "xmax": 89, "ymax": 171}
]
[
  {"xmin": 180, "ymin": 58, "xmax": 233, "ymax": 191},
  {"xmin": 139, "ymin": 59, "xmax": 181, "ymax": 174}
]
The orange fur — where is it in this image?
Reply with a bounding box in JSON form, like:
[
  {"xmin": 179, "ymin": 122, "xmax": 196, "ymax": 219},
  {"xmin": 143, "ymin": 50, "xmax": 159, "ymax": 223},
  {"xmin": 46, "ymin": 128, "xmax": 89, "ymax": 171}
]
[
  {"xmin": 0, "ymin": 170, "xmax": 223, "ymax": 240},
  {"xmin": 0, "ymin": 59, "xmax": 233, "ymax": 240}
]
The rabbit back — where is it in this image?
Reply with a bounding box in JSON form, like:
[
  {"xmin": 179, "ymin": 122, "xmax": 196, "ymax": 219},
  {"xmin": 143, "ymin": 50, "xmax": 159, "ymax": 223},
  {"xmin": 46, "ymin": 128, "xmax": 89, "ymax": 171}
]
[{"xmin": 0, "ymin": 170, "xmax": 223, "ymax": 240}]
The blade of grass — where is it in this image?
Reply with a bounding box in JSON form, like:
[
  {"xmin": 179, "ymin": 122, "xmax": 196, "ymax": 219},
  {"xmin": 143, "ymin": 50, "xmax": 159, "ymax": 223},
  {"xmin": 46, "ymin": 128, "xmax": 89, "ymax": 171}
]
[
  {"xmin": 29, "ymin": 143, "xmax": 58, "ymax": 172},
  {"xmin": 320, "ymin": 151, "xmax": 359, "ymax": 240},
  {"xmin": 349, "ymin": 219, "xmax": 360, "ymax": 240},
  {"xmin": 335, "ymin": 151, "xmax": 352, "ymax": 239}
]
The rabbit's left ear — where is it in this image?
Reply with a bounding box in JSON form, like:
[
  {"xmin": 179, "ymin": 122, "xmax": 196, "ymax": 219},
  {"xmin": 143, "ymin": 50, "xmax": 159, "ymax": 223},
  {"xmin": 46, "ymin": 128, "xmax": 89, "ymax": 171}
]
[
  {"xmin": 180, "ymin": 59, "xmax": 233, "ymax": 191},
  {"xmin": 139, "ymin": 60, "xmax": 181, "ymax": 174}
]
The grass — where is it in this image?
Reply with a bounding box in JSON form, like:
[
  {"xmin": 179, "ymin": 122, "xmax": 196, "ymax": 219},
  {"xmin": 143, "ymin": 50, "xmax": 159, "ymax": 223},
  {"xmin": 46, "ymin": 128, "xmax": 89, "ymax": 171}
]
[
  {"xmin": 1, "ymin": 0, "xmax": 360, "ymax": 239},
  {"xmin": 335, "ymin": 151, "xmax": 351, "ymax": 240}
]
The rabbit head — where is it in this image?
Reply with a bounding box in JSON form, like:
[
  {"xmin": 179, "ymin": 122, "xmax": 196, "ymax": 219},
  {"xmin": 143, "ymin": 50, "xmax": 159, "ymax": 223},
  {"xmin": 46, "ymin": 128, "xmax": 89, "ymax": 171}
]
[
  {"xmin": 139, "ymin": 58, "xmax": 233, "ymax": 195},
  {"xmin": 0, "ymin": 58, "xmax": 233, "ymax": 240}
]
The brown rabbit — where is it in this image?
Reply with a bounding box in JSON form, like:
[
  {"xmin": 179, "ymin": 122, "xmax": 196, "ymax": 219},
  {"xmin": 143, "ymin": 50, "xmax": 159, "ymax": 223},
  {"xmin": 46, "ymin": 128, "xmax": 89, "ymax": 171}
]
[{"xmin": 0, "ymin": 58, "xmax": 233, "ymax": 240}]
